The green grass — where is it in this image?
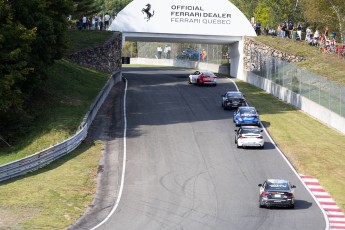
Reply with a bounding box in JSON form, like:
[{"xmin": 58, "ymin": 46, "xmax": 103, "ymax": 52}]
[
  {"xmin": 254, "ymin": 36, "xmax": 345, "ymax": 86},
  {"xmin": 65, "ymin": 30, "xmax": 114, "ymax": 53},
  {"xmin": 0, "ymin": 59, "xmax": 109, "ymax": 165},
  {"xmin": 236, "ymin": 80, "xmax": 345, "ymax": 211},
  {"xmin": 0, "ymin": 141, "xmax": 102, "ymax": 229}
]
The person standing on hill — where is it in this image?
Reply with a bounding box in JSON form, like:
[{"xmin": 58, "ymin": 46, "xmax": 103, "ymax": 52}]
[
  {"xmin": 282, "ymin": 22, "xmax": 287, "ymax": 38},
  {"xmin": 297, "ymin": 23, "xmax": 302, "ymax": 40},
  {"xmin": 104, "ymin": 12, "xmax": 110, "ymax": 30},
  {"xmin": 256, "ymin": 20, "xmax": 261, "ymax": 35},
  {"xmin": 157, "ymin": 46, "xmax": 162, "ymax": 59},
  {"xmin": 288, "ymin": 22, "xmax": 294, "ymax": 38}
]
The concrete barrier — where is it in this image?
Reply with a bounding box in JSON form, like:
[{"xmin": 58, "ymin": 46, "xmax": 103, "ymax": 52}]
[
  {"xmin": 129, "ymin": 58, "xmax": 230, "ymax": 75},
  {"xmin": 244, "ymin": 71, "xmax": 345, "ymax": 135}
]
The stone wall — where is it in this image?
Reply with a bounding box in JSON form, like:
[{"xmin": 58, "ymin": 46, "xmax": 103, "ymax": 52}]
[
  {"xmin": 243, "ymin": 37, "xmax": 305, "ymax": 71},
  {"xmin": 67, "ymin": 32, "xmax": 122, "ymax": 73}
]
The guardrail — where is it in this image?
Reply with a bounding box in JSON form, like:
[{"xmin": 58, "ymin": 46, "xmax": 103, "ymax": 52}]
[{"xmin": 0, "ymin": 71, "xmax": 122, "ymax": 183}]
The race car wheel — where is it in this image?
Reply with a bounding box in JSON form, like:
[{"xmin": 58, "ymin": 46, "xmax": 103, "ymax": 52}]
[
  {"xmin": 188, "ymin": 78, "xmax": 192, "ymax": 84},
  {"xmin": 259, "ymin": 198, "xmax": 265, "ymax": 208},
  {"xmin": 289, "ymin": 204, "xmax": 295, "ymax": 209},
  {"xmin": 237, "ymin": 143, "xmax": 240, "ymax": 148}
]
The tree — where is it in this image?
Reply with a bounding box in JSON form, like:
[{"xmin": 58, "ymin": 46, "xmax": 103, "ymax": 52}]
[
  {"xmin": 0, "ymin": 0, "xmax": 36, "ymax": 116},
  {"xmin": 0, "ymin": 0, "xmax": 74, "ymax": 142},
  {"xmin": 104, "ymin": 0, "xmax": 132, "ymax": 16},
  {"xmin": 303, "ymin": 0, "xmax": 345, "ymax": 43},
  {"xmin": 72, "ymin": 0, "xmax": 101, "ymax": 19}
]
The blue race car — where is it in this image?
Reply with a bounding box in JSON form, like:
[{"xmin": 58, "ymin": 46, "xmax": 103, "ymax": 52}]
[{"xmin": 233, "ymin": 106, "xmax": 260, "ymax": 127}]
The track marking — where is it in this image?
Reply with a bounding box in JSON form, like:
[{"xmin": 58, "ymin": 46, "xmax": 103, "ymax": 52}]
[
  {"xmin": 301, "ymin": 175, "xmax": 345, "ymax": 230},
  {"xmin": 90, "ymin": 77, "xmax": 128, "ymax": 230}
]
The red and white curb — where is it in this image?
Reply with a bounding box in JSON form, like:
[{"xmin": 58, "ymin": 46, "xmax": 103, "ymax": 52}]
[{"xmin": 300, "ymin": 175, "xmax": 345, "ymax": 230}]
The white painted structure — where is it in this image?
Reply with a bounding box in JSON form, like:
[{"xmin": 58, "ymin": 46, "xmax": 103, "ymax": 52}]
[{"xmin": 109, "ymin": 0, "xmax": 256, "ymax": 78}]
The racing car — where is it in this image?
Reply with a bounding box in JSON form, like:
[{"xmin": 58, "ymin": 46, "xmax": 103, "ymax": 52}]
[
  {"xmin": 188, "ymin": 70, "xmax": 217, "ymax": 86},
  {"xmin": 233, "ymin": 106, "xmax": 260, "ymax": 127},
  {"xmin": 234, "ymin": 126, "xmax": 264, "ymax": 148},
  {"xmin": 221, "ymin": 91, "xmax": 246, "ymax": 110},
  {"xmin": 258, "ymin": 179, "xmax": 296, "ymax": 209}
]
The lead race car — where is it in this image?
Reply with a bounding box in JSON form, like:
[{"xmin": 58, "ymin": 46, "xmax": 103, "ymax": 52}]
[{"xmin": 188, "ymin": 70, "xmax": 217, "ymax": 86}]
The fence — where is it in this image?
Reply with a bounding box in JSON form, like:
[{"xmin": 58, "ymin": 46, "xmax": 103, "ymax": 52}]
[
  {"xmin": 0, "ymin": 71, "xmax": 122, "ymax": 183},
  {"xmin": 251, "ymin": 51, "xmax": 345, "ymax": 118}
]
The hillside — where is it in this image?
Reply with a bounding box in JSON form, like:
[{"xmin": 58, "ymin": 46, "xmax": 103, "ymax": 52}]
[{"xmin": 254, "ymin": 35, "xmax": 345, "ymax": 86}]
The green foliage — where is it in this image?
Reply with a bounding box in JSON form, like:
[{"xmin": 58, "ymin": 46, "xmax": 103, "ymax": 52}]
[
  {"xmin": 0, "ymin": 0, "xmax": 74, "ymax": 144},
  {"xmin": 104, "ymin": 0, "xmax": 132, "ymax": 15},
  {"xmin": 72, "ymin": 0, "xmax": 101, "ymax": 19},
  {"xmin": 0, "ymin": 0, "xmax": 37, "ymax": 133}
]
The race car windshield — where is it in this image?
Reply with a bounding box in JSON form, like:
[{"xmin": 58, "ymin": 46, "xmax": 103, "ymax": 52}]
[
  {"xmin": 202, "ymin": 72, "xmax": 215, "ymax": 77},
  {"xmin": 266, "ymin": 183, "xmax": 289, "ymax": 190},
  {"xmin": 240, "ymin": 108, "xmax": 256, "ymax": 115},
  {"xmin": 241, "ymin": 128, "xmax": 260, "ymax": 134},
  {"xmin": 228, "ymin": 92, "xmax": 242, "ymax": 98}
]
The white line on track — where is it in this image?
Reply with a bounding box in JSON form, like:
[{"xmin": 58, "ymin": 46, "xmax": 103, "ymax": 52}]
[{"xmin": 90, "ymin": 77, "xmax": 128, "ymax": 230}]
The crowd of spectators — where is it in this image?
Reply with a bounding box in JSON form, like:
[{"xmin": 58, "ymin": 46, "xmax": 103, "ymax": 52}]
[
  {"xmin": 74, "ymin": 13, "xmax": 111, "ymax": 31},
  {"xmin": 253, "ymin": 21, "xmax": 345, "ymax": 58}
]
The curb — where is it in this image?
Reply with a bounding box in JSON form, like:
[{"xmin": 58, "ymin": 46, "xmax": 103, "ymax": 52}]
[{"xmin": 300, "ymin": 175, "xmax": 345, "ymax": 230}]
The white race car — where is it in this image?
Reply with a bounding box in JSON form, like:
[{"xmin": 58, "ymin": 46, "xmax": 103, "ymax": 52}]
[
  {"xmin": 188, "ymin": 70, "xmax": 217, "ymax": 86},
  {"xmin": 234, "ymin": 126, "xmax": 264, "ymax": 148}
]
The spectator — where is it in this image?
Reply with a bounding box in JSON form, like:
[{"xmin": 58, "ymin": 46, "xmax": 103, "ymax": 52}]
[
  {"xmin": 312, "ymin": 29, "xmax": 320, "ymax": 46},
  {"xmin": 82, "ymin": 15, "xmax": 87, "ymax": 30},
  {"xmin": 163, "ymin": 45, "xmax": 171, "ymax": 59},
  {"xmin": 256, "ymin": 20, "xmax": 261, "ymax": 35},
  {"xmin": 282, "ymin": 22, "xmax": 287, "ymax": 38},
  {"xmin": 288, "ymin": 22, "xmax": 294, "ymax": 38},
  {"xmin": 99, "ymin": 16, "xmax": 103, "ymax": 31},
  {"xmin": 201, "ymin": 49, "xmax": 207, "ymax": 62},
  {"xmin": 314, "ymin": 29, "xmax": 320, "ymax": 41},
  {"xmin": 277, "ymin": 24, "xmax": 282, "ymax": 37},
  {"xmin": 91, "ymin": 16, "xmax": 95, "ymax": 30},
  {"xmin": 297, "ymin": 23, "xmax": 302, "ymax": 40},
  {"xmin": 157, "ymin": 46, "xmax": 162, "ymax": 59},
  {"xmin": 324, "ymin": 26, "xmax": 329, "ymax": 38},
  {"xmin": 305, "ymin": 27, "xmax": 312, "ymax": 41},
  {"xmin": 94, "ymin": 15, "xmax": 99, "ymax": 30},
  {"xmin": 104, "ymin": 12, "xmax": 110, "ymax": 30},
  {"xmin": 307, "ymin": 33, "xmax": 313, "ymax": 46}
]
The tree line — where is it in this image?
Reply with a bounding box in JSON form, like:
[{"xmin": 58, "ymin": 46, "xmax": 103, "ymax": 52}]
[
  {"xmin": 231, "ymin": 0, "xmax": 345, "ymax": 43},
  {"xmin": 0, "ymin": 0, "xmax": 116, "ymax": 144}
]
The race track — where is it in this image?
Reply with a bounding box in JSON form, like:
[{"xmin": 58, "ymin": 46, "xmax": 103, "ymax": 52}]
[{"xmin": 77, "ymin": 67, "xmax": 326, "ymax": 230}]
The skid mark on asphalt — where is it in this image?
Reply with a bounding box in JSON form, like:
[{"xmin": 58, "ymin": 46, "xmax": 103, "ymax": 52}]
[{"xmin": 300, "ymin": 175, "xmax": 345, "ymax": 230}]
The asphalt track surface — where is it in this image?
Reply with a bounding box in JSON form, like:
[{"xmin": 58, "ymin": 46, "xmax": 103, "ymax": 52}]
[{"xmin": 71, "ymin": 67, "xmax": 326, "ymax": 230}]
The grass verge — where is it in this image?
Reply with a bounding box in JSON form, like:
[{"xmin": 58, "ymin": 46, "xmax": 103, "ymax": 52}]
[
  {"xmin": 0, "ymin": 59, "xmax": 108, "ymax": 165},
  {"xmin": 236, "ymin": 80, "xmax": 345, "ymax": 212},
  {"xmin": 65, "ymin": 30, "xmax": 114, "ymax": 53},
  {"xmin": 0, "ymin": 141, "xmax": 102, "ymax": 229}
]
